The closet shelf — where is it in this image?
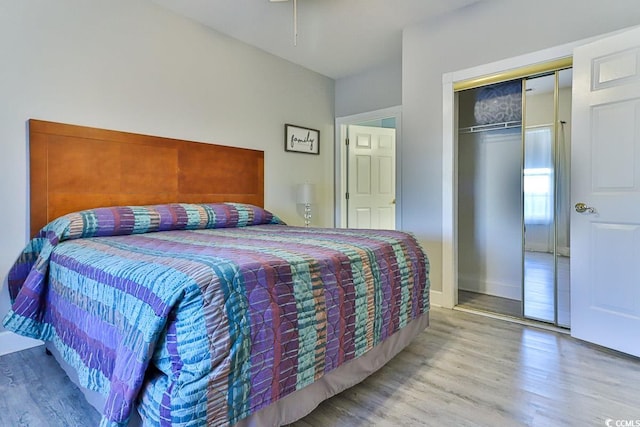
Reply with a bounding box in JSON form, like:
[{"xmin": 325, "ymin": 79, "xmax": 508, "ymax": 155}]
[{"xmin": 459, "ymin": 120, "xmax": 522, "ymax": 134}]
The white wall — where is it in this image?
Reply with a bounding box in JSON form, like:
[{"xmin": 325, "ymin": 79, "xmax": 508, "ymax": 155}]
[
  {"xmin": 0, "ymin": 0, "xmax": 334, "ymax": 348},
  {"xmin": 403, "ymin": 0, "xmax": 640, "ymax": 293},
  {"xmin": 458, "ymin": 125, "xmax": 522, "ymax": 299},
  {"xmin": 335, "ymin": 61, "xmax": 402, "ymax": 117}
]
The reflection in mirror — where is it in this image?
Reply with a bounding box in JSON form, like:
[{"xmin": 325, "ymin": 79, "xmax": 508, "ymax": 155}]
[
  {"xmin": 523, "ymin": 73, "xmax": 556, "ymax": 323},
  {"xmin": 522, "ymin": 70, "xmax": 572, "ymax": 327},
  {"xmin": 556, "ymin": 68, "xmax": 572, "ymax": 328}
]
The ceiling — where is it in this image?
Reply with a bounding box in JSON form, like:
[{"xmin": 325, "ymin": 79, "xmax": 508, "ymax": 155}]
[{"xmin": 151, "ymin": 0, "xmax": 482, "ymax": 80}]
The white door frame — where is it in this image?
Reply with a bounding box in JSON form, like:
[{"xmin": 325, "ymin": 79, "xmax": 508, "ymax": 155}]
[
  {"xmin": 441, "ymin": 39, "xmax": 602, "ymax": 309},
  {"xmin": 335, "ymin": 106, "xmax": 402, "ymax": 229}
]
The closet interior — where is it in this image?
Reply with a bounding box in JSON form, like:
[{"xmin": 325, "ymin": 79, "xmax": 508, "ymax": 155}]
[{"xmin": 456, "ymin": 67, "xmax": 572, "ymax": 328}]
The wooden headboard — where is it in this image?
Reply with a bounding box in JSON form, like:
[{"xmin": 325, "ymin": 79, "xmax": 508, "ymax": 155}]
[{"xmin": 29, "ymin": 119, "xmax": 264, "ymax": 237}]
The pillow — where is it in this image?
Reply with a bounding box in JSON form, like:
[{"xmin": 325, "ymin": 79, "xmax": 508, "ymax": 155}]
[
  {"xmin": 57, "ymin": 202, "xmax": 285, "ymax": 240},
  {"xmin": 6, "ymin": 203, "xmax": 284, "ymax": 303}
]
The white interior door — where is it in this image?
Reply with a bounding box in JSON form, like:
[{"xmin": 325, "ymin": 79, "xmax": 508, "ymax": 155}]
[
  {"xmin": 347, "ymin": 125, "xmax": 396, "ymax": 229},
  {"xmin": 571, "ymin": 26, "xmax": 640, "ymax": 357}
]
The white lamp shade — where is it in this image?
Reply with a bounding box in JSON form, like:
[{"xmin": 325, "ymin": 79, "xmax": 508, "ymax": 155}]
[{"xmin": 296, "ymin": 183, "xmax": 316, "ymax": 204}]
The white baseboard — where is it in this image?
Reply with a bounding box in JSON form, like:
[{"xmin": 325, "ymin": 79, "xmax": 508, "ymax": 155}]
[
  {"xmin": 0, "ymin": 331, "xmax": 42, "ymax": 356},
  {"xmin": 525, "ymin": 243, "xmax": 552, "ymax": 253},
  {"xmin": 458, "ymin": 274, "xmax": 521, "ymax": 300},
  {"xmin": 430, "ymin": 289, "xmax": 443, "ymax": 307}
]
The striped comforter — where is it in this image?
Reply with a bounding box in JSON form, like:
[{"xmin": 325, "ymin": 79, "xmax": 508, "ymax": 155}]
[{"xmin": 3, "ymin": 203, "xmax": 430, "ymax": 427}]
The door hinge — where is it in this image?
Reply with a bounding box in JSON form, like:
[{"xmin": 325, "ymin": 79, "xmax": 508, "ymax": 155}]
[
  {"xmin": 345, "ymin": 138, "xmax": 350, "ymax": 146},
  {"xmin": 346, "ymin": 192, "xmax": 349, "ymax": 200}
]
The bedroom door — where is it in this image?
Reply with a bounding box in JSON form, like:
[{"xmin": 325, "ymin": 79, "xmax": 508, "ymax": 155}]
[
  {"xmin": 571, "ymin": 25, "xmax": 640, "ymax": 357},
  {"xmin": 347, "ymin": 124, "xmax": 396, "ymax": 229}
]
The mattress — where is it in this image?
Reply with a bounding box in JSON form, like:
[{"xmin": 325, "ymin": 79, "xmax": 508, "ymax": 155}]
[
  {"xmin": 4, "ymin": 203, "xmax": 430, "ymax": 426},
  {"xmin": 47, "ymin": 311, "xmax": 429, "ymax": 426}
]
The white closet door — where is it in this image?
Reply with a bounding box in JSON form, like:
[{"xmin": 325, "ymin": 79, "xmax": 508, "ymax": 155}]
[{"xmin": 571, "ymin": 25, "xmax": 640, "ymax": 357}]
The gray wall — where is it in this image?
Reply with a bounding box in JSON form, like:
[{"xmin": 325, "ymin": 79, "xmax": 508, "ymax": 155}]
[
  {"xmin": 0, "ymin": 0, "xmax": 334, "ymax": 342},
  {"xmin": 402, "ymin": 0, "xmax": 640, "ymax": 293},
  {"xmin": 458, "ymin": 129, "xmax": 523, "ymax": 299},
  {"xmin": 335, "ymin": 61, "xmax": 402, "ymax": 117}
]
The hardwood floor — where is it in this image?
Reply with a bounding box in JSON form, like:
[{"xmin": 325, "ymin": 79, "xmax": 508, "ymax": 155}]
[
  {"xmin": 0, "ymin": 341, "xmax": 101, "ymax": 426},
  {"xmin": 457, "ymin": 290, "xmax": 522, "ymax": 318},
  {"xmin": 523, "ymin": 252, "xmax": 570, "ymax": 326},
  {"xmin": 2, "ymin": 308, "xmax": 639, "ymax": 426},
  {"xmin": 294, "ymin": 308, "xmax": 639, "ymax": 426}
]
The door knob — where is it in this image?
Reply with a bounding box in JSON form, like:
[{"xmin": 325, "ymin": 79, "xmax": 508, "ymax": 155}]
[{"xmin": 575, "ymin": 202, "xmax": 595, "ymax": 214}]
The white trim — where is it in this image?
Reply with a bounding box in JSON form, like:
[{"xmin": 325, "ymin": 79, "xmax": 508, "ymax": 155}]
[
  {"xmin": 458, "ymin": 275, "xmax": 522, "ymax": 301},
  {"xmin": 453, "ymin": 306, "xmax": 570, "ymax": 335},
  {"xmin": 441, "ymin": 78, "xmax": 456, "ymax": 309},
  {"xmin": 335, "ymin": 106, "xmax": 403, "ymax": 229},
  {"xmin": 0, "ymin": 331, "xmax": 42, "ymax": 356},
  {"xmin": 429, "ymin": 289, "xmax": 443, "ymax": 307},
  {"xmin": 441, "ymin": 37, "xmax": 604, "ymax": 310}
]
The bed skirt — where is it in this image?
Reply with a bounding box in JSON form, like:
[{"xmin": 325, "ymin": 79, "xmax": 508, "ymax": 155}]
[{"xmin": 46, "ymin": 311, "xmax": 429, "ymax": 426}]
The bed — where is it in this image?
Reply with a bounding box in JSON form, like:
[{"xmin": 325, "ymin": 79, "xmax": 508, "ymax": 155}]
[{"xmin": 3, "ymin": 120, "xmax": 430, "ymax": 427}]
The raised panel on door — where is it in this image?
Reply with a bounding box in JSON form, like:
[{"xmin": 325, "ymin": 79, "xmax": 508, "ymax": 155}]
[
  {"xmin": 591, "ymin": 101, "xmax": 640, "ymax": 191},
  {"xmin": 355, "ymin": 155, "xmax": 372, "ymax": 195},
  {"xmin": 590, "ymin": 224, "xmax": 640, "ymax": 315},
  {"xmin": 377, "ymin": 207, "xmax": 394, "ymax": 230},
  {"xmin": 377, "ymin": 156, "xmax": 393, "ymax": 195},
  {"xmin": 355, "ymin": 208, "xmax": 372, "ymax": 228},
  {"xmin": 571, "ymin": 25, "xmax": 640, "ymax": 357},
  {"xmin": 347, "ymin": 125, "xmax": 396, "ymax": 230}
]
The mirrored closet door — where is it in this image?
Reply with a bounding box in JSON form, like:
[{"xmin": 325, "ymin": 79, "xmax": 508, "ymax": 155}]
[
  {"xmin": 523, "ymin": 69, "xmax": 572, "ymax": 327},
  {"xmin": 456, "ymin": 67, "xmax": 572, "ymax": 328}
]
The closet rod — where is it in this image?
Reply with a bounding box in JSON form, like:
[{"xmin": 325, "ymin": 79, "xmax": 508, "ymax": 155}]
[
  {"xmin": 460, "ymin": 121, "xmax": 567, "ymax": 134},
  {"xmin": 526, "ymin": 123, "xmax": 554, "ymax": 130},
  {"xmin": 526, "ymin": 121, "xmax": 567, "ymax": 130},
  {"xmin": 459, "ymin": 120, "xmax": 521, "ymax": 134}
]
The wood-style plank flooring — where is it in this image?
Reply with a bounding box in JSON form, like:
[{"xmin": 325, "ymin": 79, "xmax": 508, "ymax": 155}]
[
  {"xmin": 0, "ymin": 341, "xmax": 101, "ymax": 426},
  {"xmin": 457, "ymin": 289, "xmax": 522, "ymax": 318},
  {"xmin": 2, "ymin": 308, "xmax": 639, "ymax": 426},
  {"xmin": 523, "ymin": 252, "xmax": 570, "ymax": 326}
]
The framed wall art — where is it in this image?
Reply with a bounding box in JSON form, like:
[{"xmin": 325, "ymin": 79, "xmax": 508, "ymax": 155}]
[{"xmin": 284, "ymin": 124, "xmax": 320, "ymax": 155}]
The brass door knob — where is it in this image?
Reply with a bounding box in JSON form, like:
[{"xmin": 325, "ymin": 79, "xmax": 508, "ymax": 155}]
[{"xmin": 575, "ymin": 202, "xmax": 595, "ymax": 214}]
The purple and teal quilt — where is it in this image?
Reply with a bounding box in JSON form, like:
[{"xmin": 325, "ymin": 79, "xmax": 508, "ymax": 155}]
[{"xmin": 3, "ymin": 203, "xmax": 430, "ymax": 426}]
